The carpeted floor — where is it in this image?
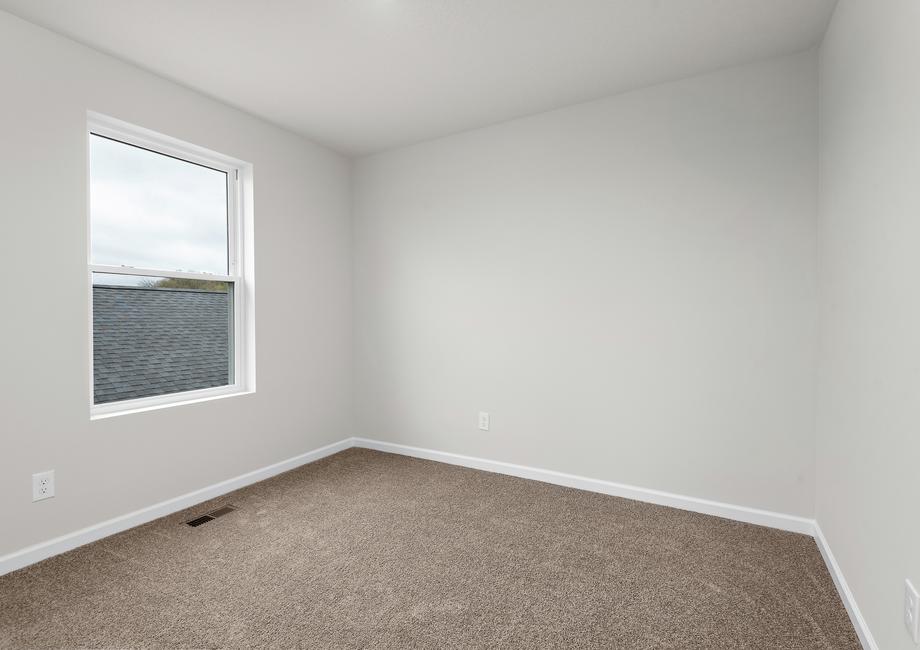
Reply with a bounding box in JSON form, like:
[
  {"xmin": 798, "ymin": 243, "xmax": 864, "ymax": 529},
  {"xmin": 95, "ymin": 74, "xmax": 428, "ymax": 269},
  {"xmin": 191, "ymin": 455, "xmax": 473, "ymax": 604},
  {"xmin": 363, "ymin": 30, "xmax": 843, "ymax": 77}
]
[{"xmin": 0, "ymin": 448, "xmax": 859, "ymax": 649}]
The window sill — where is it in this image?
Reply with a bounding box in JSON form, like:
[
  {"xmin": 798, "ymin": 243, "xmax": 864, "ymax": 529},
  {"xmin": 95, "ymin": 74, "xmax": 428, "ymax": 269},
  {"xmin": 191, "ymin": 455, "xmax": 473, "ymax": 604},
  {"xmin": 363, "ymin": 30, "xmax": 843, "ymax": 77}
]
[{"xmin": 90, "ymin": 386, "xmax": 254, "ymax": 420}]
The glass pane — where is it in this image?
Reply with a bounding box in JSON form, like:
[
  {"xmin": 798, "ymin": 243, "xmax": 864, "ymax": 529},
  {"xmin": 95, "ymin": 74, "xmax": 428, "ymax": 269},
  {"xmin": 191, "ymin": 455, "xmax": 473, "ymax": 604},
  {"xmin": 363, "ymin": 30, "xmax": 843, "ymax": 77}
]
[
  {"xmin": 90, "ymin": 134, "xmax": 229, "ymax": 275},
  {"xmin": 92, "ymin": 273, "xmax": 233, "ymax": 405}
]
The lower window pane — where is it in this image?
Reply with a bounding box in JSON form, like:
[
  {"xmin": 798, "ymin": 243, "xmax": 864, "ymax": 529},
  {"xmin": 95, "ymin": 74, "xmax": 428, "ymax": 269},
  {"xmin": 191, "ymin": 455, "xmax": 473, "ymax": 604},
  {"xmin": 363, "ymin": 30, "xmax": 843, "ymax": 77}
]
[{"xmin": 92, "ymin": 273, "xmax": 233, "ymax": 405}]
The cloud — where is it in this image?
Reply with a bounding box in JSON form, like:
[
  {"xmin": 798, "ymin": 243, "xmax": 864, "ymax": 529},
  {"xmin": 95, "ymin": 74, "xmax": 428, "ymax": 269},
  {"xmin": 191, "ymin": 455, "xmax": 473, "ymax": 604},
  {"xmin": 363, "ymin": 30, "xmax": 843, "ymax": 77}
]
[{"xmin": 90, "ymin": 134, "xmax": 228, "ymax": 276}]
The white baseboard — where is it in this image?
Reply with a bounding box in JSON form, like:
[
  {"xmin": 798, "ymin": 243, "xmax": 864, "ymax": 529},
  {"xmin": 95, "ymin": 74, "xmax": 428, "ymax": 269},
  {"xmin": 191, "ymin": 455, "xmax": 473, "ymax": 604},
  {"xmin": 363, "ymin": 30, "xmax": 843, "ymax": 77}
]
[
  {"xmin": 355, "ymin": 438, "xmax": 878, "ymax": 649},
  {"xmin": 352, "ymin": 438, "xmax": 815, "ymax": 535},
  {"xmin": 355, "ymin": 438, "xmax": 878, "ymax": 648},
  {"xmin": 0, "ymin": 437, "xmax": 353, "ymax": 577},
  {"xmin": 813, "ymin": 523, "xmax": 878, "ymax": 650},
  {"xmin": 0, "ymin": 434, "xmax": 875, "ymax": 650}
]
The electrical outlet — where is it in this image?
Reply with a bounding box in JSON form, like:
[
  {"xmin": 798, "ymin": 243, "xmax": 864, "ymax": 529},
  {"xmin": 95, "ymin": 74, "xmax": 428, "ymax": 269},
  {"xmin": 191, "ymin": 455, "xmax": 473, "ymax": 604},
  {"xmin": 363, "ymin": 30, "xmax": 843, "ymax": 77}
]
[
  {"xmin": 478, "ymin": 411, "xmax": 490, "ymax": 431},
  {"xmin": 32, "ymin": 470, "xmax": 54, "ymax": 502},
  {"xmin": 906, "ymin": 579, "xmax": 919, "ymax": 644}
]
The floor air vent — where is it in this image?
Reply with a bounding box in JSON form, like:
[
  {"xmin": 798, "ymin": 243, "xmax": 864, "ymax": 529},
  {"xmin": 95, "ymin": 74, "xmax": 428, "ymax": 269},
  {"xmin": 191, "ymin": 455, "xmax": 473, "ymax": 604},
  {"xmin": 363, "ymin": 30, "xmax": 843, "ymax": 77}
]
[
  {"xmin": 185, "ymin": 505, "xmax": 237, "ymax": 527},
  {"xmin": 186, "ymin": 515, "xmax": 214, "ymax": 527}
]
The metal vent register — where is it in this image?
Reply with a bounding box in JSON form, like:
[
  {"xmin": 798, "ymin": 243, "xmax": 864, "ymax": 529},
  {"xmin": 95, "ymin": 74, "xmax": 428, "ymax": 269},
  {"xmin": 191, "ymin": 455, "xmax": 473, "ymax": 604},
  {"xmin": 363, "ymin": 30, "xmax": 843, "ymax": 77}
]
[{"xmin": 185, "ymin": 504, "xmax": 237, "ymax": 527}]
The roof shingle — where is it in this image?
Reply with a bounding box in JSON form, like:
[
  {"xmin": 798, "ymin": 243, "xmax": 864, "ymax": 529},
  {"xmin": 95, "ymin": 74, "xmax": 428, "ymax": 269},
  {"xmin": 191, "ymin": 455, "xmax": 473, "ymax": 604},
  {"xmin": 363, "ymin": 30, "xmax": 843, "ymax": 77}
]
[{"xmin": 92, "ymin": 286, "xmax": 230, "ymax": 404}]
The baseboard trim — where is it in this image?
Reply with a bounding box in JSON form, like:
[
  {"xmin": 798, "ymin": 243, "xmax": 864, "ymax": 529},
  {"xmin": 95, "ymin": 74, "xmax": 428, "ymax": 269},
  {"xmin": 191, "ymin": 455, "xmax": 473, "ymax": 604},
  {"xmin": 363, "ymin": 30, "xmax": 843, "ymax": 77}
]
[
  {"xmin": 355, "ymin": 438, "xmax": 877, "ymax": 648},
  {"xmin": 352, "ymin": 438, "xmax": 815, "ymax": 535},
  {"xmin": 0, "ymin": 437, "xmax": 353, "ymax": 577},
  {"xmin": 813, "ymin": 523, "xmax": 878, "ymax": 650},
  {"xmin": 2, "ymin": 436, "xmax": 815, "ymax": 577},
  {"xmin": 355, "ymin": 438, "xmax": 879, "ymax": 649},
  {"xmin": 0, "ymin": 434, "xmax": 875, "ymax": 650}
]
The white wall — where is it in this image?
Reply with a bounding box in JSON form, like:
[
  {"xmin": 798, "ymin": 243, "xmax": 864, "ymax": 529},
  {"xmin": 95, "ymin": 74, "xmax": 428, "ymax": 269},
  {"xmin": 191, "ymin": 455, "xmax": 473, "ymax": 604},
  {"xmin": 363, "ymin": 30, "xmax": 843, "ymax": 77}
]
[
  {"xmin": 354, "ymin": 52, "xmax": 819, "ymax": 517},
  {"xmin": 817, "ymin": 1, "xmax": 920, "ymax": 647},
  {"xmin": 0, "ymin": 12, "xmax": 352, "ymax": 557}
]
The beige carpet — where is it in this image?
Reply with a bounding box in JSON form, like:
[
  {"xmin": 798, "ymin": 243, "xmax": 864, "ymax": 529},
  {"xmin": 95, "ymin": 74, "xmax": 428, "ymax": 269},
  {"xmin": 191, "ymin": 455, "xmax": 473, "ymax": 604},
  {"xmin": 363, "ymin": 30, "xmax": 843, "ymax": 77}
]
[{"xmin": 0, "ymin": 448, "xmax": 859, "ymax": 649}]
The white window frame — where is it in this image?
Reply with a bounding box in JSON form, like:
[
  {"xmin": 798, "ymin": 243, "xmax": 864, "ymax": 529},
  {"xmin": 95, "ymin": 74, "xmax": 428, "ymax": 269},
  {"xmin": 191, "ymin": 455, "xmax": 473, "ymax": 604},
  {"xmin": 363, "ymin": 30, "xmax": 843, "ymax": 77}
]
[{"xmin": 87, "ymin": 112, "xmax": 255, "ymax": 419}]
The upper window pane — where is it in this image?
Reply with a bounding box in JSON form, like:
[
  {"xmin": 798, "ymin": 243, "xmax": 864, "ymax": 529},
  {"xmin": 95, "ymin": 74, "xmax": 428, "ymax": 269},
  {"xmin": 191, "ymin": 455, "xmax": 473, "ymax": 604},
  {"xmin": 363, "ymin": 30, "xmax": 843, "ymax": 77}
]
[{"xmin": 90, "ymin": 134, "xmax": 229, "ymax": 275}]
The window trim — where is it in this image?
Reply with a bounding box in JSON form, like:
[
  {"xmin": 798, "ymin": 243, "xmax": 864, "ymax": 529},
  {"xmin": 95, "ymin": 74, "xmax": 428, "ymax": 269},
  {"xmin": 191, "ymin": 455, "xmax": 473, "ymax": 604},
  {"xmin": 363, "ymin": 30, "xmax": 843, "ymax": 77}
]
[{"xmin": 87, "ymin": 112, "xmax": 254, "ymax": 419}]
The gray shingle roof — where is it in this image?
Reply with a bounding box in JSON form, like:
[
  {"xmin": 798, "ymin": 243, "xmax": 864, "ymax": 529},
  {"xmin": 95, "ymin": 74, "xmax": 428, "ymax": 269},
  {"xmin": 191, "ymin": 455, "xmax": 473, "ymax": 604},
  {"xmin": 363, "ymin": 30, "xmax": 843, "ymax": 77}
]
[{"xmin": 93, "ymin": 286, "xmax": 230, "ymax": 404}]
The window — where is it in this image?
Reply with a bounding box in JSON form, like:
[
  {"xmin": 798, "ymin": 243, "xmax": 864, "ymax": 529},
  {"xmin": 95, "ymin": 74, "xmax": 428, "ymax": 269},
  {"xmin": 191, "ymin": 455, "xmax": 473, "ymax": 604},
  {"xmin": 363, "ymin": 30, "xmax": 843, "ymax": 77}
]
[{"xmin": 88, "ymin": 114, "xmax": 253, "ymax": 417}]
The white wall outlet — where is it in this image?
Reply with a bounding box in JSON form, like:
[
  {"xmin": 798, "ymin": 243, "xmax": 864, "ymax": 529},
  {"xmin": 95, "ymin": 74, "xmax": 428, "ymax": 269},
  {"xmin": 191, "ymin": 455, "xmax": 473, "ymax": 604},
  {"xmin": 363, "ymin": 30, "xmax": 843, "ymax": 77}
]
[
  {"xmin": 906, "ymin": 579, "xmax": 920, "ymax": 644},
  {"xmin": 478, "ymin": 411, "xmax": 490, "ymax": 431},
  {"xmin": 32, "ymin": 470, "xmax": 55, "ymax": 502}
]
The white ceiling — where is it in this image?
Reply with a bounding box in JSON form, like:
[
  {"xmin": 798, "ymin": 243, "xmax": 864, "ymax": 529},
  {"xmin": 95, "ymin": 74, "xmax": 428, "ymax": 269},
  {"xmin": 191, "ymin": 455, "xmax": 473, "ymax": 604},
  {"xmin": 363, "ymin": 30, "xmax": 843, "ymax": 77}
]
[{"xmin": 0, "ymin": 0, "xmax": 837, "ymax": 156}]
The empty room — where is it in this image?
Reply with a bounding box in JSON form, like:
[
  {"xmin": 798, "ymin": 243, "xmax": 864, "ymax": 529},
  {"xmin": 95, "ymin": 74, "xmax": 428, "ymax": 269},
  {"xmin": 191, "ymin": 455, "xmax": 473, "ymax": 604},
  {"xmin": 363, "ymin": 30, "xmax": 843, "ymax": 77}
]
[{"xmin": 0, "ymin": 1, "xmax": 913, "ymax": 648}]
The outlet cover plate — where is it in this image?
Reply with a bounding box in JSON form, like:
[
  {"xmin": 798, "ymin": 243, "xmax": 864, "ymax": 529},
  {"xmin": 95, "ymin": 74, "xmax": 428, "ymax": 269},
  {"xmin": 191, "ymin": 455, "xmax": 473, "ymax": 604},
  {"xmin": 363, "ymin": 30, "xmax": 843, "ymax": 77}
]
[
  {"xmin": 32, "ymin": 470, "xmax": 55, "ymax": 502},
  {"xmin": 478, "ymin": 411, "xmax": 490, "ymax": 431}
]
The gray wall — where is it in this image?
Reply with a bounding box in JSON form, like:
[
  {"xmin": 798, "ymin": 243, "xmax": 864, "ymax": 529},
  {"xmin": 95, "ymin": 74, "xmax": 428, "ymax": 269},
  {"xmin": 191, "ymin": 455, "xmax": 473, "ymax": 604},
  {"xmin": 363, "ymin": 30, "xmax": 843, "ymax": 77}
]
[
  {"xmin": 353, "ymin": 52, "xmax": 819, "ymax": 517},
  {"xmin": 817, "ymin": 0, "xmax": 920, "ymax": 647},
  {"xmin": 0, "ymin": 12, "xmax": 353, "ymax": 557}
]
